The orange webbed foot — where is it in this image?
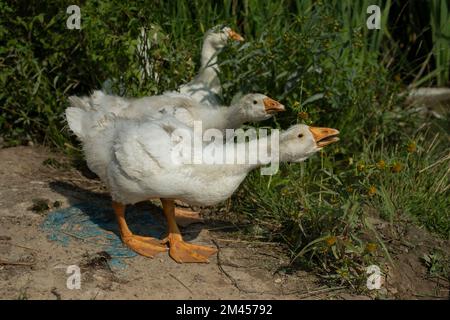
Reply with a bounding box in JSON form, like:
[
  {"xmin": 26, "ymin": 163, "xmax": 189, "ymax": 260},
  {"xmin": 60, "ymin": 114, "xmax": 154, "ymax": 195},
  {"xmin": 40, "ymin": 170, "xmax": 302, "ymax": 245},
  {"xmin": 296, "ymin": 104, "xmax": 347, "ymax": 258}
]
[
  {"xmin": 163, "ymin": 233, "xmax": 217, "ymax": 263},
  {"xmin": 122, "ymin": 235, "xmax": 168, "ymax": 258}
]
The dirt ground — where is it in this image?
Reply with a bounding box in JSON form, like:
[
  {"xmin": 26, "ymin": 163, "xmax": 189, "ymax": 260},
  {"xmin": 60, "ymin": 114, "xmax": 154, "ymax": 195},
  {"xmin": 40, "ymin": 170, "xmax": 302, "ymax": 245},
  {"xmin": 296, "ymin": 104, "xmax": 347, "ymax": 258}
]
[{"xmin": 0, "ymin": 146, "xmax": 448, "ymax": 300}]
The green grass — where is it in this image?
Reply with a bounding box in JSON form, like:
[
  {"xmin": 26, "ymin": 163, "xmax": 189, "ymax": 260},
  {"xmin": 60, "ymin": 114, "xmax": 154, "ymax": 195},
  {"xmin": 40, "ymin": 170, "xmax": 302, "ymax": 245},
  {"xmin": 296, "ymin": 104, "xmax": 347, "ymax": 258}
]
[
  {"xmin": 430, "ymin": 0, "xmax": 450, "ymax": 86},
  {"xmin": 364, "ymin": 122, "xmax": 450, "ymax": 237},
  {"xmin": 230, "ymin": 118, "xmax": 449, "ymax": 289},
  {"xmin": 0, "ymin": 0, "xmax": 448, "ymax": 290}
]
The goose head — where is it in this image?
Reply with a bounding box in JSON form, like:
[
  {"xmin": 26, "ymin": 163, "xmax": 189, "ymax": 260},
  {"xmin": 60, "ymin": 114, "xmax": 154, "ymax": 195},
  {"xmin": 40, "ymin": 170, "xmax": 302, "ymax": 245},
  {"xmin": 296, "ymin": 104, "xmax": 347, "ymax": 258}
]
[
  {"xmin": 279, "ymin": 124, "xmax": 340, "ymax": 162},
  {"xmin": 234, "ymin": 93, "xmax": 286, "ymax": 123},
  {"xmin": 205, "ymin": 26, "xmax": 244, "ymax": 50}
]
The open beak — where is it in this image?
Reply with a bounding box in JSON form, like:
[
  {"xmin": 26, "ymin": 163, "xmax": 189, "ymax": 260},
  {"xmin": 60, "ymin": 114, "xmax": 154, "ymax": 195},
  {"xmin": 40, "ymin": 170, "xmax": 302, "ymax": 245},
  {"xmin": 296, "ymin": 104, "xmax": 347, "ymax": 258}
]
[
  {"xmin": 227, "ymin": 29, "xmax": 245, "ymax": 42},
  {"xmin": 263, "ymin": 97, "xmax": 285, "ymax": 114},
  {"xmin": 309, "ymin": 127, "xmax": 340, "ymax": 148}
]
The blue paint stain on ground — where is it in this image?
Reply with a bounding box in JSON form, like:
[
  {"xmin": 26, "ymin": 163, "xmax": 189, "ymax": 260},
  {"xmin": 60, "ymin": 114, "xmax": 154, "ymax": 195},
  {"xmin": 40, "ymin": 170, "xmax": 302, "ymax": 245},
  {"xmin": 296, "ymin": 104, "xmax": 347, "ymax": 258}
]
[{"xmin": 41, "ymin": 203, "xmax": 166, "ymax": 270}]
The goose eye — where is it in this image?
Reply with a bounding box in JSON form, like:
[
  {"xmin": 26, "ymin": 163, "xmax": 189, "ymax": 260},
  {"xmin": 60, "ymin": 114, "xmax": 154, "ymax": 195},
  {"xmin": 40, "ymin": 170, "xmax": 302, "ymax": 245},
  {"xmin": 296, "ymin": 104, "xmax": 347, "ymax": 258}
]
[
  {"xmin": 298, "ymin": 133, "xmax": 304, "ymax": 138},
  {"xmin": 253, "ymin": 100, "xmax": 258, "ymax": 105}
]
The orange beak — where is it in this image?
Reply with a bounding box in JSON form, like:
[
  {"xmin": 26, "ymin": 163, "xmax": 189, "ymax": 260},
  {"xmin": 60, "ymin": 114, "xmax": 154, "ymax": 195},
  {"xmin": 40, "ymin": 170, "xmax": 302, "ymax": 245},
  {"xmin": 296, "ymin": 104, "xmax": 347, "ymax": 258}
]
[
  {"xmin": 227, "ymin": 29, "xmax": 245, "ymax": 42},
  {"xmin": 309, "ymin": 127, "xmax": 340, "ymax": 147},
  {"xmin": 263, "ymin": 97, "xmax": 285, "ymax": 114}
]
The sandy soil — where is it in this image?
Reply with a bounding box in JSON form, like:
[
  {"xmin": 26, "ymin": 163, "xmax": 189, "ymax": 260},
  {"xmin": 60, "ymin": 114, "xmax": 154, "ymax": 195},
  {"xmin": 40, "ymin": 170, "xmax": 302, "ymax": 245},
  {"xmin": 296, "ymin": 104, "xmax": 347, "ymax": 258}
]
[{"xmin": 0, "ymin": 146, "xmax": 447, "ymax": 300}]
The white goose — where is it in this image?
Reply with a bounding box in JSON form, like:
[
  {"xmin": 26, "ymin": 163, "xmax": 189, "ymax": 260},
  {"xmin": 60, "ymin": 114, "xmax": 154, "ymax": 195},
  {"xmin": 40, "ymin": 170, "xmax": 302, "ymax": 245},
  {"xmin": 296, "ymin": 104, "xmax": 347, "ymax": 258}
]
[
  {"xmin": 174, "ymin": 25, "xmax": 244, "ymax": 106},
  {"xmin": 101, "ymin": 25, "xmax": 242, "ymax": 100},
  {"xmin": 65, "ymin": 105, "xmax": 339, "ymax": 263}
]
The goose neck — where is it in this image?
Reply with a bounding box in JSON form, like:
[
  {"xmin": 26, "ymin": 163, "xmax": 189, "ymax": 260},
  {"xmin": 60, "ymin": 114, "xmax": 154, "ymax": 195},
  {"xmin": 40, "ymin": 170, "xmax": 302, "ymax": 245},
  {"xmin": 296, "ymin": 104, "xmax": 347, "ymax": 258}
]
[
  {"xmin": 223, "ymin": 103, "xmax": 246, "ymax": 129},
  {"xmin": 200, "ymin": 40, "xmax": 220, "ymax": 70}
]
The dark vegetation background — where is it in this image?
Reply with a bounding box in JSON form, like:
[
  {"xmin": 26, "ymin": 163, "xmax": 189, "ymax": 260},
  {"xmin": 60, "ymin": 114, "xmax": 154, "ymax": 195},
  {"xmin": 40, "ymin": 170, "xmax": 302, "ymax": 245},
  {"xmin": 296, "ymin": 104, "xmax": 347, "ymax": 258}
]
[{"xmin": 1, "ymin": 0, "xmax": 448, "ymax": 289}]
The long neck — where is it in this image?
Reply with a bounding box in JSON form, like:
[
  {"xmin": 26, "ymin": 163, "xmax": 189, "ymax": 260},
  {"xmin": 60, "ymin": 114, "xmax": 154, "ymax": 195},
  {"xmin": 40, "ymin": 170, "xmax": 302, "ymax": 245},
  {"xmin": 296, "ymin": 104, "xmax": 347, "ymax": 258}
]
[
  {"xmin": 221, "ymin": 134, "xmax": 275, "ymax": 171},
  {"xmin": 196, "ymin": 38, "xmax": 221, "ymax": 88},
  {"xmin": 200, "ymin": 38, "xmax": 219, "ymax": 70},
  {"xmin": 198, "ymin": 104, "xmax": 246, "ymax": 130},
  {"xmin": 225, "ymin": 104, "xmax": 247, "ymax": 129},
  {"xmin": 193, "ymin": 134, "xmax": 281, "ymax": 182}
]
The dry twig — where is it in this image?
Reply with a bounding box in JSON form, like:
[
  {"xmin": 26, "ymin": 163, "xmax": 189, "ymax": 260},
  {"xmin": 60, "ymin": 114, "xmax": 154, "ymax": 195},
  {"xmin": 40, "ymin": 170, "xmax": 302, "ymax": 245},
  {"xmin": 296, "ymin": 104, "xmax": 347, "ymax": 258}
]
[{"xmin": 169, "ymin": 273, "xmax": 194, "ymax": 295}]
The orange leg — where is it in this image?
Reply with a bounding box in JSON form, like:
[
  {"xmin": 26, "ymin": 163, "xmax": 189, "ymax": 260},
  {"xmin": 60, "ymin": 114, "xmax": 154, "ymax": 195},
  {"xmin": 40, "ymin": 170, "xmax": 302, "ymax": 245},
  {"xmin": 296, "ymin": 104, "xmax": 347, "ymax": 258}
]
[
  {"xmin": 113, "ymin": 201, "xmax": 167, "ymax": 258},
  {"xmin": 149, "ymin": 197, "xmax": 203, "ymax": 227},
  {"xmin": 161, "ymin": 199, "xmax": 217, "ymax": 263},
  {"xmin": 174, "ymin": 207, "xmax": 204, "ymax": 227}
]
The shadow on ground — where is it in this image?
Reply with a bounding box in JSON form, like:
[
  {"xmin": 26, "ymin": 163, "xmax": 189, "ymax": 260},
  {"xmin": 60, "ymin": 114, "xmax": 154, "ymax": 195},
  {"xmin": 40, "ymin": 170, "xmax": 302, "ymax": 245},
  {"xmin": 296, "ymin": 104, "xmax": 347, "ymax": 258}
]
[{"xmin": 45, "ymin": 180, "xmax": 206, "ymax": 269}]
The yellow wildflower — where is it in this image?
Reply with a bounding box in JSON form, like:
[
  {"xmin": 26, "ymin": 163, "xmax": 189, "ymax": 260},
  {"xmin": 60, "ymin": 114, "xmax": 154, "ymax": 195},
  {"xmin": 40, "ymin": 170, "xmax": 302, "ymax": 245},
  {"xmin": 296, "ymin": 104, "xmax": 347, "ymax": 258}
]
[
  {"xmin": 325, "ymin": 236, "xmax": 337, "ymax": 246},
  {"xmin": 391, "ymin": 162, "xmax": 403, "ymax": 173},
  {"xmin": 376, "ymin": 160, "xmax": 386, "ymax": 170},
  {"xmin": 357, "ymin": 163, "xmax": 365, "ymax": 172},
  {"xmin": 407, "ymin": 142, "xmax": 416, "ymax": 153},
  {"xmin": 368, "ymin": 185, "xmax": 377, "ymax": 196},
  {"xmin": 366, "ymin": 243, "xmax": 377, "ymax": 253},
  {"xmin": 298, "ymin": 111, "xmax": 309, "ymax": 120}
]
